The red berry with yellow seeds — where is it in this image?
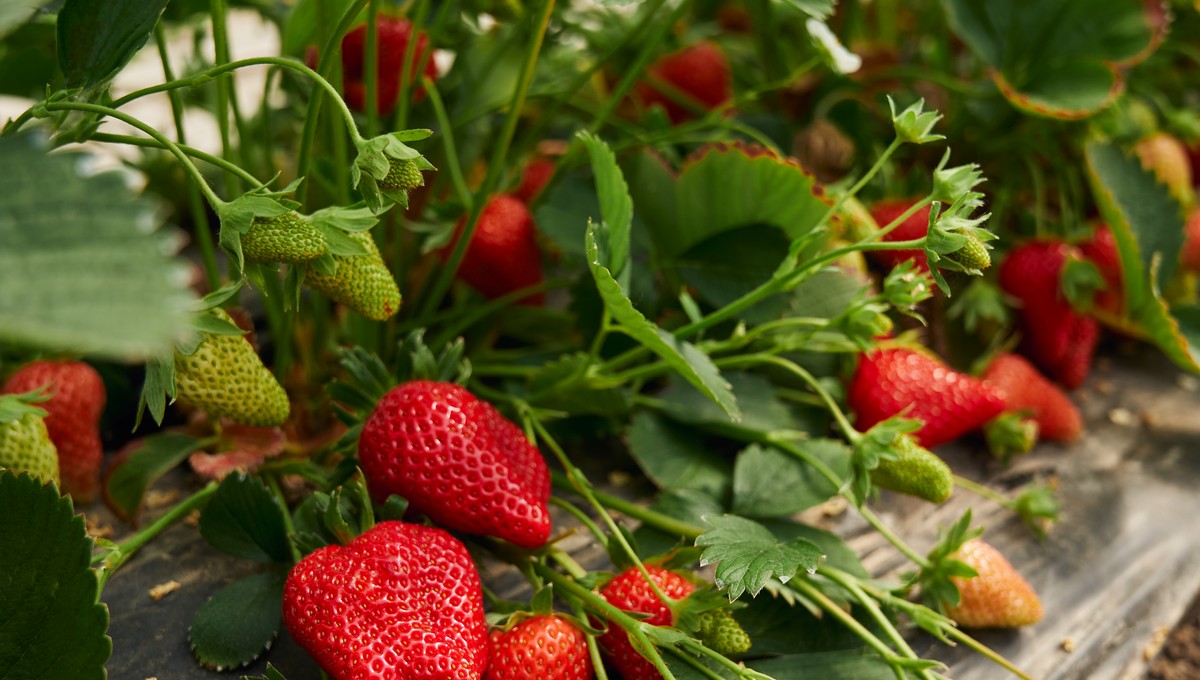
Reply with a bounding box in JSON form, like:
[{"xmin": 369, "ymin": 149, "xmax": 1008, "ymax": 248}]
[
  {"xmin": 597, "ymin": 566, "xmax": 695, "ymax": 680},
  {"xmin": 341, "ymin": 16, "xmax": 438, "ymax": 115},
  {"xmin": 358, "ymin": 380, "xmax": 552, "ymax": 548},
  {"xmin": 848, "ymin": 347, "xmax": 1006, "ymax": 449},
  {"xmin": 447, "ymin": 194, "xmax": 545, "ymax": 306},
  {"xmin": 283, "ymin": 521, "xmax": 488, "ymax": 679},
  {"xmin": 485, "ymin": 615, "xmax": 593, "ymax": 680},
  {"xmin": 635, "ymin": 41, "xmax": 732, "ymax": 125},
  {"xmin": 982, "ymin": 353, "xmax": 1083, "ymax": 442},
  {"xmin": 3, "ymin": 360, "xmax": 105, "ymax": 500}
]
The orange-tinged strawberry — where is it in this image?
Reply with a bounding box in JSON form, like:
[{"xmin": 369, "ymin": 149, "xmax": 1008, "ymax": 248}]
[
  {"xmin": 944, "ymin": 538, "xmax": 1044, "ymax": 629},
  {"xmin": 1182, "ymin": 208, "xmax": 1200, "ymax": 272},
  {"xmin": 982, "ymin": 354, "xmax": 1083, "ymax": 442},
  {"xmin": 1134, "ymin": 132, "xmax": 1194, "ymax": 206}
]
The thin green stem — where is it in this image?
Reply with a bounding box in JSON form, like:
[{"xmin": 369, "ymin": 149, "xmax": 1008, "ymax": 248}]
[
  {"xmin": 209, "ymin": 0, "xmax": 239, "ymax": 194},
  {"xmin": 266, "ymin": 473, "xmax": 302, "ymax": 564},
  {"xmin": 364, "ymin": 0, "xmax": 379, "ymax": 138},
  {"xmin": 858, "ymin": 504, "xmax": 931, "ymax": 569},
  {"xmin": 88, "ymin": 132, "xmax": 261, "ymax": 187},
  {"xmin": 153, "ymin": 23, "xmax": 221, "ymax": 291},
  {"xmin": 419, "ymin": 0, "xmax": 556, "ymax": 318},
  {"xmin": 549, "ymin": 496, "xmax": 609, "ymax": 548},
  {"xmin": 816, "ymin": 137, "xmax": 903, "ymax": 228},
  {"xmin": 718, "ymin": 354, "xmax": 860, "ymax": 443},
  {"xmin": 297, "ymin": 0, "xmax": 370, "ymax": 205},
  {"xmin": 423, "ymin": 75, "xmax": 473, "ymax": 209},
  {"xmin": 864, "ymin": 195, "xmax": 935, "ymax": 244},
  {"xmin": 393, "ymin": 0, "xmax": 433, "ymax": 131},
  {"xmin": 47, "ymin": 102, "xmax": 224, "ymax": 209},
  {"xmin": 95, "ymin": 483, "xmax": 218, "ymax": 589},
  {"xmin": 552, "ymin": 471, "xmax": 704, "ymax": 540},
  {"xmin": 547, "ymin": 547, "xmax": 590, "ymax": 580},
  {"xmin": 952, "ymin": 474, "xmax": 1016, "ymax": 511},
  {"xmin": 787, "ymin": 576, "xmax": 908, "ymax": 671}
]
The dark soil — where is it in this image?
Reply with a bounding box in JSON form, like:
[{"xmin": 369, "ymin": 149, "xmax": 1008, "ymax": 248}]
[{"xmin": 1148, "ymin": 589, "xmax": 1200, "ymax": 679}]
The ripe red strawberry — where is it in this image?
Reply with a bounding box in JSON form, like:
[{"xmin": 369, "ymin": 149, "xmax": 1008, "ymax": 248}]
[
  {"xmin": 982, "ymin": 354, "xmax": 1083, "ymax": 442},
  {"xmin": 513, "ymin": 158, "xmax": 556, "ymax": 205},
  {"xmin": 1134, "ymin": 132, "xmax": 1194, "ymax": 205},
  {"xmin": 867, "ymin": 198, "xmax": 932, "ymax": 272},
  {"xmin": 1181, "ymin": 208, "xmax": 1200, "ymax": 272},
  {"xmin": 341, "ymin": 17, "xmax": 438, "ymax": 115},
  {"xmin": 447, "ymin": 194, "xmax": 545, "ymax": 306},
  {"xmin": 943, "ymin": 538, "xmax": 1044, "ymax": 629},
  {"xmin": 635, "ymin": 41, "xmax": 732, "ymax": 124},
  {"xmin": 3, "ymin": 360, "xmax": 105, "ymax": 501},
  {"xmin": 358, "ymin": 380, "xmax": 551, "ymax": 548},
  {"xmin": 486, "ymin": 615, "xmax": 592, "ymax": 680},
  {"xmin": 848, "ymin": 348, "xmax": 1006, "ymax": 449},
  {"xmin": 283, "ymin": 521, "xmax": 488, "ymax": 679},
  {"xmin": 998, "ymin": 241, "xmax": 1099, "ymax": 388},
  {"xmin": 598, "ymin": 566, "xmax": 695, "ymax": 680},
  {"xmin": 1077, "ymin": 223, "xmax": 1123, "ymax": 315}
]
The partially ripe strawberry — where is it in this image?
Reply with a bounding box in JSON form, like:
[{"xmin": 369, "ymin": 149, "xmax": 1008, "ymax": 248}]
[
  {"xmin": 1181, "ymin": 208, "xmax": 1200, "ymax": 272},
  {"xmin": 341, "ymin": 17, "xmax": 438, "ymax": 114},
  {"xmin": 943, "ymin": 538, "xmax": 1044, "ymax": 629},
  {"xmin": 174, "ymin": 309, "xmax": 290, "ymax": 427},
  {"xmin": 982, "ymin": 353, "xmax": 1082, "ymax": 442},
  {"xmin": 635, "ymin": 41, "xmax": 732, "ymax": 125},
  {"xmin": 867, "ymin": 199, "xmax": 932, "ymax": 272},
  {"xmin": 448, "ymin": 194, "xmax": 545, "ymax": 306},
  {"xmin": 1134, "ymin": 132, "xmax": 1194, "ymax": 206},
  {"xmin": 999, "ymin": 241, "xmax": 1099, "ymax": 388},
  {"xmin": 283, "ymin": 521, "xmax": 488, "ymax": 679},
  {"xmin": 3, "ymin": 360, "xmax": 105, "ymax": 500},
  {"xmin": 848, "ymin": 348, "xmax": 1006, "ymax": 449},
  {"xmin": 1077, "ymin": 224, "xmax": 1123, "ymax": 315},
  {"xmin": 0, "ymin": 412, "xmax": 59, "ymax": 485},
  {"xmin": 486, "ymin": 615, "xmax": 593, "ymax": 680},
  {"xmin": 359, "ymin": 381, "xmax": 552, "ymax": 548},
  {"xmin": 598, "ymin": 566, "xmax": 695, "ymax": 680},
  {"xmin": 305, "ymin": 230, "xmax": 402, "ymax": 321}
]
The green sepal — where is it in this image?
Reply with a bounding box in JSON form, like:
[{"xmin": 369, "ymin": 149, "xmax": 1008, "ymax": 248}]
[{"xmin": 0, "ymin": 391, "xmax": 50, "ymax": 424}]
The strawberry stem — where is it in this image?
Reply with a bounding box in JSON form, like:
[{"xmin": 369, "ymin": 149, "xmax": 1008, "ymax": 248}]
[
  {"xmin": 787, "ymin": 575, "xmax": 911, "ymax": 677},
  {"xmin": 549, "ymin": 496, "xmax": 611, "ymax": 548},
  {"xmin": 93, "ymin": 482, "xmax": 218, "ymax": 590}
]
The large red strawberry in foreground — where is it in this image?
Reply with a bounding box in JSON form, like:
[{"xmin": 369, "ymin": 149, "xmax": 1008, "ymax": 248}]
[
  {"xmin": 283, "ymin": 521, "xmax": 488, "ymax": 679},
  {"xmin": 598, "ymin": 566, "xmax": 695, "ymax": 680},
  {"xmin": 447, "ymin": 194, "xmax": 546, "ymax": 306},
  {"xmin": 359, "ymin": 380, "xmax": 552, "ymax": 548},
  {"xmin": 341, "ymin": 16, "xmax": 438, "ymax": 114},
  {"xmin": 486, "ymin": 615, "xmax": 593, "ymax": 680},
  {"xmin": 848, "ymin": 347, "xmax": 1005, "ymax": 448},
  {"xmin": 3, "ymin": 360, "xmax": 106, "ymax": 501},
  {"xmin": 943, "ymin": 538, "xmax": 1044, "ymax": 629},
  {"xmin": 635, "ymin": 41, "xmax": 732, "ymax": 124},
  {"xmin": 999, "ymin": 240, "xmax": 1099, "ymax": 389}
]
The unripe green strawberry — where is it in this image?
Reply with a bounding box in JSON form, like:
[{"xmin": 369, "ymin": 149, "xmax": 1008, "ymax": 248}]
[
  {"xmin": 174, "ymin": 309, "xmax": 290, "ymax": 427},
  {"xmin": 306, "ymin": 231, "xmax": 402, "ymax": 321},
  {"xmin": 0, "ymin": 413, "xmax": 59, "ymax": 485},
  {"xmin": 380, "ymin": 157, "xmax": 425, "ymax": 193},
  {"xmin": 945, "ymin": 231, "xmax": 992, "ymax": 271},
  {"xmin": 242, "ymin": 212, "xmax": 327, "ymax": 264},
  {"xmin": 870, "ymin": 435, "xmax": 953, "ymax": 503},
  {"xmin": 696, "ymin": 609, "xmax": 750, "ymax": 656}
]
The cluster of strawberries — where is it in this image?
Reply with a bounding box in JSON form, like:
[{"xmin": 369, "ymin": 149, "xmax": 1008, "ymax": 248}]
[{"xmin": 283, "ymin": 380, "xmax": 746, "ymax": 679}]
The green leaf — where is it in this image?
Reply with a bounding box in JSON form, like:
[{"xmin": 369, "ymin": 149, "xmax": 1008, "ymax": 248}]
[
  {"xmin": 696, "ymin": 515, "xmax": 823, "ymax": 600},
  {"xmin": 104, "ymin": 433, "xmax": 205, "ymax": 524},
  {"xmin": 242, "ymin": 663, "xmax": 289, "ymax": 680},
  {"xmin": 942, "ymin": 0, "xmax": 1153, "ymax": 119},
  {"xmin": 579, "ymin": 131, "xmax": 634, "ymax": 289},
  {"xmin": 57, "ymin": 0, "xmax": 170, "ymax": 91},
  {"xmin": 627, "ymin": 413, "xmax": 732, "ymax": 499},
  {"xmin": 1085, "ymin": 140, "xmax": 1198, "ymax": 372},
  {"xmin": 737, "ymin": 595, "xmax": 874, "ymax": 657},
  {"xmin": 199, "ymin": 473, "xmax": 292, "ymax": 564},
  {"xmin": 587, "ymin": 223, "xmax": 739, "ymax": 421},
  {"xmin": 527, "ymin": 354, "xmax": 632, "ymax": 417},
  {"xmin": 758, "ymin": 520, "xmax": 866, "ymax": 579},
  {"xmin": 190, "ymin": 572, "xmax": 285, "ymax": 671},
  {"xmin": 632, "ymin": 490, "xmax": 725, "ymax": 561},
  {"xmin": 781, "ymin": 0, "xmax": 836, "ymax": 20},
  {"xmin": 0, "ymin": 472, "xmax": 110, "ymax": 679},
  {"xmin": 653, "ymin": 372, "xmax": 817, "ymax": 440},
  {"xmin": 749, "ymin": 650, "xmax": 898, "ymax": 679},
  {"xmin": 0, "ymin": 133, "xmax": 194, "ymax": 358},
  {"xmin": 0, "ymin": 392, "xmax": 48, "ymax": 424},
  {"xmin": 660, "ymin": 144, "xmax": 829, "ymax": 260},
  {"xmin": 732, "ymin": 441, "xmax": 849, "ymax": 518},
  {"xmin": 675, "ymin": 224, "xmax": 791, "ymax": 310},
  {"xmin": 0, "ymin": 0, "xmax": 53, "ymax": 41}
]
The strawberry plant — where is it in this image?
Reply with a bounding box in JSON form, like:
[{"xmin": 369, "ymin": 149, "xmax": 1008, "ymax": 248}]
[{"xmin": 0, "ymin": 0, "xmax": 1197, "ymax": 679}]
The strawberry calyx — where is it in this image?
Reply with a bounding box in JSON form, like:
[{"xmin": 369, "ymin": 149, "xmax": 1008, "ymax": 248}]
[{"xmin": 983, "ymin": 412, "xmax": 1039, "ymax": 463}]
